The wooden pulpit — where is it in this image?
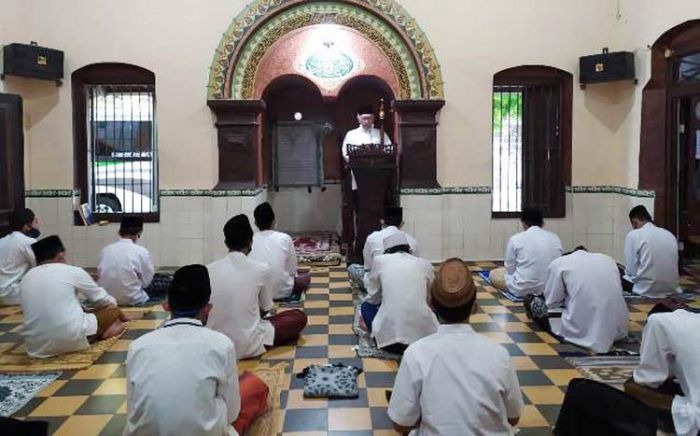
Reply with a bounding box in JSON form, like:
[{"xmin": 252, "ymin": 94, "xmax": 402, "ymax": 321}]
[{"xmin": 348, "ymin": 143, "xmax": 397, "ymax": 261}]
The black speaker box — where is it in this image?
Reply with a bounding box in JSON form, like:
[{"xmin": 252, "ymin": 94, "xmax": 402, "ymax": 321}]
[
  {"xmin": 579, "ymin": 51, "xmax": 635, "ymax": 84},
  {"xmin": 2, "ymin": 43, "xmax": 64, "ymax": 81}
]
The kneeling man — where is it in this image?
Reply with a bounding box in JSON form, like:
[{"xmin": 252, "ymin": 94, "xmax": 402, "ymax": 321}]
[
  {"xmin": 125, "ymin": 264, "xmax": 241, "ymax": 436},
  {"xmin": 535, "ymin": 247, "xmax": 628, "ymax": 353},
  {"xmin": 388, "ymin": 258, "xmax": 523, "ymax": 434},
  {"xmin": 0, "ymin": 209, "xmax": 40, "ymax": 305},
  {"xmin": 491, "ymin": 207, "xmax": 562, "ymax": 297},
  {"xmin": 20, "ymin": 236, "xmax": 126, "ymax": 358},
  {"xmin": 208, "ymin": 215, "xmax": 307, "ymax": 359},
  {"xmin": 362, "ymin": 233, "xmax": 437, "ymax": 354}
]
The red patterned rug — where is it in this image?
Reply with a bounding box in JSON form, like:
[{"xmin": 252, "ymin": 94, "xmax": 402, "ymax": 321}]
[{"xmin": 292, "ymin": 232, "xmax": 342, "ymax": 266}]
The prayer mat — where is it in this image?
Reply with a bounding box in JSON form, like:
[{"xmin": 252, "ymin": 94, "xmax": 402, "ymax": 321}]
[
  {"xmin": 622, "ymin": 291, "xmax": 694, "ymax": 302},
  {"xmin": 274, "ymin": 293, "xmax": 305, "ymax": 308},
  {"xmin": 477, "ymin": 270, "xmax": 524, "ymax": 302},
  {"xmin": 292, "ymin": 232, "xmax": 343, "ymax": 266},
  {"xmin": 351, "ymin": 304, "xmax": 402, "ymax": 361},
  {"xmin": 236, "ymin": 362, "xmax": 286, "ymax": 436},
  {"xmin": 563, "ymin": 355, "xmax": 640, "ymax": 386},
  {"xmin": 0, "ymin": 372, "xmax": 60, "ymax": 416}
]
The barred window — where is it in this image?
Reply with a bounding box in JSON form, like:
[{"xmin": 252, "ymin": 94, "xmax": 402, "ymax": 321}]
[{"xmin": 72, "ymin": 64, "xmax": 158, "ymax": 221}]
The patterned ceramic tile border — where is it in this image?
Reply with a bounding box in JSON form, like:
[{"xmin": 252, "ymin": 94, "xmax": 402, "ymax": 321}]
[
  {"xmin": 25, "ymin": 189, "xmax": 264, "ymax": 198},
  {"xmin": 25, "ymin": 190, "xmax": 76, "ymax": 198},
  {"xmin": 400, "ymin": 186, "xmax": 656, "ymax": 198},
  {"xmin": 400, "ymin": 186, "xmax": 491, "ymax": 195},
  {"xmin": 207, "ymin": 0, "xmax": 443, "ymax": 99},
  {"xmin": 571, "ymin": 186, "xmax": 655, "ymax": 198}
]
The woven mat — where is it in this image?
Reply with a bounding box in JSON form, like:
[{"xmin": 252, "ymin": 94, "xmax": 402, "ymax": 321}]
[
  {"xmin": 237, "ymin": 361, "xmax": 287, "ymax": 436},
  {"xmin": 351, "ymin": 304, "xmax": 401, "ymax": 361},
  {"xmin": 564, "ymin": 354, "xmax": 640, "ymax": 386}
]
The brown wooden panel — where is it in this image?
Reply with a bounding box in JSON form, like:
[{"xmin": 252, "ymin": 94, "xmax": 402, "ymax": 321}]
[{"xmin": 0, "ymin": 93, "xmax": 25, "ymax": 236}]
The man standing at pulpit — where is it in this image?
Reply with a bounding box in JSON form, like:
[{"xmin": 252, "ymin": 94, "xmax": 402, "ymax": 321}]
[{"xmin": 342, "ymin": 105, "xmax": 393, "ymax": 191}]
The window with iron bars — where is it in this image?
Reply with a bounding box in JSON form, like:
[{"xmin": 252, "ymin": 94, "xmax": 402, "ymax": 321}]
[
  {"xmin": 492, "ymin": 86, "xmax": 523, "ymax": 214},
  {"xmin": 86, "ymin": 85, "xmax": 158, "ymax": 216}
]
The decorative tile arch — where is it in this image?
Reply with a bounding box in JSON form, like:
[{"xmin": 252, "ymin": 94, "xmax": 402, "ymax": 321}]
[{"xmin": 207, "ymin": 0, "xmax": 444, "ymax": 100}]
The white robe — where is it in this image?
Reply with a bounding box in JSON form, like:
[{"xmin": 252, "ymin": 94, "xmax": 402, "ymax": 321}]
[
  {"xmin": 20, "ymin": 263, "xmax": 117, "ymax": 358},
  {"xmin": 544, "ymin": 250, "xmax": 629, "ymax": 353},
  {"xmin": 634, "ymin": 310, "xmax": 700, "ymax": 436},
  {"xmin": 624, "ymin": 222, "xmax": 680, "ymax": 297},
  {"xmin": 504, "ymin": 226, "xmax": 563, "ymax": 296},
  {"xmin": 97, "ymin": 238, "xmax": 155, "ymax": 305},
  {"xmin": 125, "ymin": 317, "xmax": 240, "ymax": 436},
  {"xmin": 207, "ymin": 252, "xmax": 275, "ymax": 360},
  {"xmin": 365, "ymin": 252, "xmax": 438, "ymax": 348},
  {"xmin": 388, "ymin": 324, "xmax": 523, "ymax": 435},
  {"xmin": 249, "ymin": 230, "xmax": 297, "ymax": 299},
  {"xmin": 341, "ymin": 126, "xmax": 392, "ymax": 190},
  {"xmin": 0, "ymin": 231, "xmax": 36, "ymax": 305}
]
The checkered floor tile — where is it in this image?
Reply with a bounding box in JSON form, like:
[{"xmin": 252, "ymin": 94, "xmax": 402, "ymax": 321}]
[{"xmin": 3, "ymin": 262, "xmax": 698, "ymax": 435}]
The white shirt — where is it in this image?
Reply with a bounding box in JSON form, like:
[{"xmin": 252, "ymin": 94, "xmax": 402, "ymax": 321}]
[
  {"xmin": 0, "ymin": 231, "xmax": 36, "ymax": 305},
  {"xmin": 504, "ymin": 226, "xmax": 563, "ymax": 297},
  {"xmin": 97, "ymin": 238, "xmax": 155, "ymax": 305},
  {"xmin": 624, "ymin": 222, "xmax": 680, "ymax": 297},
  {"xmin": 388, "ymin": 324, "xmax": 523, "ymax": 436},
  {"xmin": 125, "ymin": 318, "xmax": 240, "ymax": 436},
  {"xmin": 20, "ymin": 263, "xmax": 117, "ymax": 358},
  {"xmin": 249, "ymin": 230, "xmax": 297, "ymax": 300},
  {"xmin": 365, "ymin": 252, "xmax": 437, "ymax": 348},
  {"xmin": 341, "ymin": 126, "xmax": 392, "ymax": 190},
  {"xmin": 207, "ymin": 252, "xmax": 275, "ymax": 359},
  {"xmin": 544, "ymin": 250, "xmax": 629, "ymax": 353},
  {"xmin": 634, "ymin": 310, "xmax": 700, "ymax": 436}
]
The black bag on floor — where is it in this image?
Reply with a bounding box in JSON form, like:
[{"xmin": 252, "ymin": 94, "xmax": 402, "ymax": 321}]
[
  {"xmin": 0, "ymin": 417, "xmax": 48, "ymax": 436},
  {"xmin": 554, "ymin": 378, "xmax": 657, "ymax": 436}
]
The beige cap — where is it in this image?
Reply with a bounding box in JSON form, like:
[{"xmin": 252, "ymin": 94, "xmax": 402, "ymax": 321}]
[{"xmin": 431, "ymin": 258, "xmax": 476, "ymax": 308}]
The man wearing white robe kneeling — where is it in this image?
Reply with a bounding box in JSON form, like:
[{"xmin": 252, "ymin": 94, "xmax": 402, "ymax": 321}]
[
  {"xmin": 360, "ymin": 232, "xmax": 437, "ymax": 355},
  {"xmin": 20, "ymin": 236, "xmax": 127, "ymax": 358}
]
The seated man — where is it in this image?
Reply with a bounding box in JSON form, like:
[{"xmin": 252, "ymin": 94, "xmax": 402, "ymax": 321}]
[
  {"xmin": 490, "ymin": 207, "xmax": 563, "ymax": 297},
  {"xmin": 361, "ymin": 233, "xmax": 437, "ymax": 354},
  {"xmin": 0, "ymin": 209, "xmax": 40, "ymax": 305},
  {"xmin": 125, "ymin": 264, "xmax": 242, "ymax": 436},
  {"xmin": 625, "ymin": 309, "xmax": 700, "ymax": 436},
  {"xmin": 623, "ymin": 205, "xmax": 680, "ymax": 297},
  {"xmin": 388, "ymin": 258, "xmax": 523, "ymax": 434},
  {"xmin": 347, "ymin": 206, "xmax": 418, "ymax": 290},
  {"xmin": 249, "ymin": 202, "xmax": 310, "ymax": 301},
  {"xmin": 207, "ymin": 215, "xmax": 307, "ymax": 360},
  {"xmin": 20, "ymin": 236, "xmax": 126, "ymax": 358},
  {"xmin": 528, "ymin": 246, "xmax": 628, "ymax": 353},
  {"xmin": 98, "ymin": 217, "xmax": 169, "ymax": 306}
]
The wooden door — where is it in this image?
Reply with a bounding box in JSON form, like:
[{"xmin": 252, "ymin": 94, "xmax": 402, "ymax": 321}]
[{"xmin": 0, "ymin": 93, "xmax": 25, "ymax": 236}]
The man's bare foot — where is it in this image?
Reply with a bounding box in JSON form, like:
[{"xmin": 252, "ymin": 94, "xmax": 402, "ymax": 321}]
[
  {"xmin": 101, "ymin": 320, "xmax": 125, "ymax": 339},
  {"xmin": 358, "ymin": 317, "xmax": 369, "ymax": 333}
]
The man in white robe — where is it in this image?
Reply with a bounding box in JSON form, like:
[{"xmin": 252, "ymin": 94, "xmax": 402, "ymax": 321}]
[
  {"xmin": 388, "ymin": 258, "xmax": 523, "ymax": 435},
  {"xmin": 361, "ymin": 232, "xmax": 437, "ymax": 354},
  {"xmin": 97, "ymin": 217, "xmax": 160, "ymax": 306},
  {"xmin": 625, "ymin": 309, "xmax": 700, "ymax": 436},
  {"xmin": 347, "ymin": 206, "xmax": 418, "ymax": 291},
  {"xmin": 0, "ymin": 209, "xmax": 40, "ymax": 306},
  {"xmin": 249, "ymin": 202, "xmax": 310, "ymax": 301},
  {"xmin": 623, "ymin": 205, "xmax": 680, "ymax": 297},
  {"xmin": 20, "ymin": 236, "xmax": 126, "ymax": 358},
  {"xmin": 490, "ymin": 207, "xmax": 563, "ymax": 297},
  {"xmin": 341, "ymin": 104, "xmax": 392, "ymax": 192},
  {"xmin": 207, "ymin": 215, "xmax": 307, "ymax": 360},
  {"xmin": 539, "ymin": 247, "xmax": 628, "ymax": 353}
]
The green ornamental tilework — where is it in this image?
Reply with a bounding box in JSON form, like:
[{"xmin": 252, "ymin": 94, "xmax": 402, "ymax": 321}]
[{"xmin": 207, "ymin": 0, "xmax": 444, "ymax": 100}]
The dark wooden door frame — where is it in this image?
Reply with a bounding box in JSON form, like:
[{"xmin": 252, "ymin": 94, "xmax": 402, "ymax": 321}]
[
  {"xmin": 639, "ymin": 20, "xmax": 700, "ymax": 236},
  {"xmin": 0, "ymin": 93, "xmax": 25, "ymax": 237}
]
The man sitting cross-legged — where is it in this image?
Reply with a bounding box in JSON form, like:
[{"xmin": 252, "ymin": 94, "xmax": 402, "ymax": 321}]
[
  {"xmin": 360, "ymin": 233, "xmax": 438, "ymax": 355},
  {"xmin": 624, "ymin": 309, "xmax": 700, "ymax": 436},
  {"xmin": 388, "ymin": 258, "xmax": 523, "ymax": 435},
  {"xmin": 20, "ymin": 236, "xmax": 127, "ymax": 358},
  {"xmin": 490, "ymin": 207, "xmax": 563, "ymax": 297},
  {"xmin": 623, "ymin": 205, "xmax": 680, "ymax": 297},
  {"xmin": 207, "ymin": 214, "xmax": 308, "ymax": 360},
  {"xmin": 526, "ymin": 246, "xmax": 629, "ymax": 354},
  {"xmin": 0, "ymin": 208, "xmax": 40, "ymax": 306},
  {"xmin": 98, "ymin": 217, "xmax": 170, "ymax": 306},
  {"xmin": 124, "ymin": 264, "xmax": 244, "ymax": 436},
  {"xmin": 347, "ymin": 206, "xmax": 418, "ymax": 291},
  {"xmin": 249, "ymin": 202, "xmax": 310, "ymax": 301}
]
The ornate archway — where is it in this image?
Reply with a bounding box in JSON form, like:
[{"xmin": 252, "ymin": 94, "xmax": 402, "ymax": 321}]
[{"xmin": 207, "ymin": 0, "xmax": 445, "ymax": 189}]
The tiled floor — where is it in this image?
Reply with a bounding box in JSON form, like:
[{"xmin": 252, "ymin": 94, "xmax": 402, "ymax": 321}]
[{"xmin": 4, "ymin": 262, "xmax": 698, "ymax": 435}]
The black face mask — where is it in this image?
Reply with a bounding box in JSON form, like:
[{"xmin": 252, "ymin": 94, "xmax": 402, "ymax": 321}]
[{"xmin": 26, "ymin": 227, "xmax": 41, "ymax": 239}]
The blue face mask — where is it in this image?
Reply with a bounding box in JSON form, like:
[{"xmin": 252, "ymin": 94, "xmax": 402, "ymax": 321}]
[{"xmin": 26, "ymin": 227, "xmax": 41, "ymax": 239}]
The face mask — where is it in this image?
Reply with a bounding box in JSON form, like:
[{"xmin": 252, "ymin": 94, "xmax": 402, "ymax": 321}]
[{"xmin": 26, "ymin": 227, "xmax": 41, "ymax": 238}]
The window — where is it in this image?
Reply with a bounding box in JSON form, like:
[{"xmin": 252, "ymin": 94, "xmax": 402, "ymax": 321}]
[
  {"xmin": 677, "ymin": 52, "xmax": 700, "ymax": 82},
  {"xmin": 491, "ymin": 66, "xmax": 572, "ymax": 218},
  {"xmin": 72, "ymin": 64, "xmax": 158, "ymax": 221}
]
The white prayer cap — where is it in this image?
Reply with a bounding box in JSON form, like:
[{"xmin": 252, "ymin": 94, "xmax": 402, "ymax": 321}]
[{"xmin": 383, "ymin": 232, "xmax": 409, "ymax": 251}]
